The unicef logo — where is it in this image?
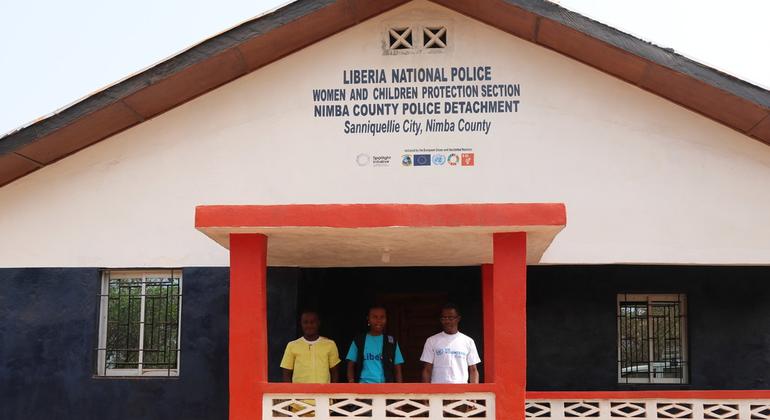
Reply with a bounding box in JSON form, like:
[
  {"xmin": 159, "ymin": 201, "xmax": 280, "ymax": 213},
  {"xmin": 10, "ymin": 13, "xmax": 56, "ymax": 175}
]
[
  {"xmin": 356, "ymin": 153, "xmax": 371, "ymax": 166},
  {"xmin": 432, "ymin": 154, "xmax": 446, "ymax": 165}
]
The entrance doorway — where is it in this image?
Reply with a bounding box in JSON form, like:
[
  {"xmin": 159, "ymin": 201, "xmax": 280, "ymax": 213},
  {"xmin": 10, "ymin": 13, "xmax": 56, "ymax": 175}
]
[
  {"xmin": 267, "ymin": 266, "xmax": 484, "ymax": 382},
  {"xmin": 376, "ymin": 292, "xmax": 448, "ymax": 382}
]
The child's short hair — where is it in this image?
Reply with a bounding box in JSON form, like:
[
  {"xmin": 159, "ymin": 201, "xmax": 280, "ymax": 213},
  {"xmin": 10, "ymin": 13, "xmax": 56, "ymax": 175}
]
[
  {"xmin": 300, "ymin": 309, "xmax": 320, "ymax": 318},
  {"xmin": 368, "ymin": 305, "xmax": 387, "ymax": 314},
  {"xmin": 441, "ymin": 302, "xmax": 461, "ymax": 316}
]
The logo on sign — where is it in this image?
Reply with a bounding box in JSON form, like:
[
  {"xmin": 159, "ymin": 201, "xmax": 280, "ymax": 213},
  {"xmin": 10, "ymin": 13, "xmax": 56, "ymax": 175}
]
[
  {"xmin": 461, "ymin": 153, "xmax": 475, "ymax": 166},
  {"xmin": 401, "ymin": 154, "xmax": 413, "ymax": 166},
  {"xmin": 372, "ymin": 155, "xmax": 391, "ymax": 167},
  {"xmin": 414, "ymin": 154, "xmax": 431, "ymax": 166},
  {"xmin": 432, "ymin": 154, "xmax": 446, "ymax": 165},
  {"xmin": 447, "ymin": 153, "xmax": 460, "ymax": 166},
  {"xmin": 356, "ymin": 153, "xmax": 371, "ymax": 166}
]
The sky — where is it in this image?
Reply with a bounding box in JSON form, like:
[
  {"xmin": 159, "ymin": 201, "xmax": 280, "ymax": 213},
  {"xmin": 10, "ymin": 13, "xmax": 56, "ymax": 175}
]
[{"xmin": 1, "ymin": 0, "xmax": 768, "ymax": 136}]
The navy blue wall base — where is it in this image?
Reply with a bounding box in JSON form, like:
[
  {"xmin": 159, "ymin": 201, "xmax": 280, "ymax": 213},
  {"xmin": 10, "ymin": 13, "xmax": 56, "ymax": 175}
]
[
  {"xmin": 527, "ymin": 265, "xmax": 770, "ymax": 390},
  {"xmin": 3, "ymin": 265, "xmax": 770, "ymax": 419},
  {"xmin": 0, "ymin": 267, "xmax": 229, "ymax": 420}
]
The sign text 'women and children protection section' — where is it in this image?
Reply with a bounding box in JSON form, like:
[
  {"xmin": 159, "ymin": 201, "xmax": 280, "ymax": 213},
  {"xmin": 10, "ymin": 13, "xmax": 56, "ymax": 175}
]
[
  {"xmin": 311, "ymin": 66, "xmax": 522, "ymax": 168},
  {"xmin": 312, "ymin": 66, "xmax": 521, "ymax": 136}
]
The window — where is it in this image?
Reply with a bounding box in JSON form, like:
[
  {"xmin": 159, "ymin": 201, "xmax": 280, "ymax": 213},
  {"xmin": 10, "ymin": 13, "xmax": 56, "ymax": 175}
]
[
  {"xmin": 96, "ymin": 270, "xmax": 182, "ymax": 376},
  {"xmin": 617, "ymin": 293, "xmax": 687, "ymax": 384}
]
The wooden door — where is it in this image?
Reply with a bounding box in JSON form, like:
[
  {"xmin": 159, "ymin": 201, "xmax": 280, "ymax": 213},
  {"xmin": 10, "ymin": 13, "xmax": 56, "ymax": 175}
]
[{"xmin": 377, "ymin": 292, "xmax": 448, "ymax": 383}]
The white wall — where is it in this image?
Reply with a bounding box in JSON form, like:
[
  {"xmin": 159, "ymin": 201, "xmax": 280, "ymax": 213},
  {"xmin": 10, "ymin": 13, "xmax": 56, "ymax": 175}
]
[{"xmin": 1, "ymin": 0, "xmax": 770, "ymax": 267}]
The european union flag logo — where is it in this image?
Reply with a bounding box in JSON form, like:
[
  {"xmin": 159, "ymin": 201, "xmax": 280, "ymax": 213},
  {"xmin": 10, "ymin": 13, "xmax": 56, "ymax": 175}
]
[{"xmin": 414, "ymin": 154, "xmax": 431, "ymax": 166}]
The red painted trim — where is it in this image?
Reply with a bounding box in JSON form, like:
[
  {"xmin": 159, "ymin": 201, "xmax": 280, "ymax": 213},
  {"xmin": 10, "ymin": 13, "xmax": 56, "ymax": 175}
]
[
  {"xmin": 492, "ymin": 233, "xmax": 527, "ymax": 420},
  {"xmin": 196, "ymin": 203, "xmax": 566, "ymax": 228},
  {"xmin": 259, "ymin": 383, "xmax": 497, "ymax": 394},
  {"xmin": 256, "ymin": 386, "xmax": 770, "ymax": 400},
  {"xmin": 525, "ymin": 390, "xmax": 770, "ymax": 399},
  {"xmin": 481, "ymin": 264, "xmax": 495, "ymax": 384},
  {"xmin": 230, "ymin": 234, "xmax": 268, "ymax": 420}
]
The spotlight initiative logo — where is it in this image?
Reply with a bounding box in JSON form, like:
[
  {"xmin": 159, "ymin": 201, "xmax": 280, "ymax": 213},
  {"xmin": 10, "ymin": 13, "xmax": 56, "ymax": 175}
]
[{"xmin": 356, "ymin": 153, "xmax": 371, "ymax": 166}]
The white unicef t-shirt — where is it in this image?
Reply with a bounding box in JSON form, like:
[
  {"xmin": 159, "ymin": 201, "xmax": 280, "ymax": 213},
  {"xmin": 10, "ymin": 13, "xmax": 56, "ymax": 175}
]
[{"xmin": 420, "ymin": 331, "xmax": 481, "ymax": 383}]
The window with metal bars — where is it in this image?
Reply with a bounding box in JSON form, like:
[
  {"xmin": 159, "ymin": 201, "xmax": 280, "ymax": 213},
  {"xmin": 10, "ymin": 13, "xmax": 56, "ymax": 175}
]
[
  {"xmin": 96, "ymin": 270, "xmax": 182, "ymax": 376},
  {"xmin": 617, "ymin": 293, "xmax": 688, "ymax": 384}
]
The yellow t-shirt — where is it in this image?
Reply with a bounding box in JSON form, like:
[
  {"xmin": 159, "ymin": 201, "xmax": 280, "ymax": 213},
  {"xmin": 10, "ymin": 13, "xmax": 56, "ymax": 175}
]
[{"xmin": 280, "ymin": 337, "xmax": 341, "ymax": 383}]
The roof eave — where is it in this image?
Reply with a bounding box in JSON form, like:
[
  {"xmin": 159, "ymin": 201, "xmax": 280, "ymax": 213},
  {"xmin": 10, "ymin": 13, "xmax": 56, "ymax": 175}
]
[{"xmin": 1, "ymin": 0, "xmax": 768, "ymax": 187}]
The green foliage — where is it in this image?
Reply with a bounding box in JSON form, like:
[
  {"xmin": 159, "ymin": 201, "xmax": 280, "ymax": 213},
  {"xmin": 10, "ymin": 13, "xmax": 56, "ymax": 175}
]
[
  {"xmin": 105, "ymin": 276, "xmax": 180, "ymax": 370},
  {"xmin": 619, "ymin": 301, "xmax": 683, "ymax": 380}
]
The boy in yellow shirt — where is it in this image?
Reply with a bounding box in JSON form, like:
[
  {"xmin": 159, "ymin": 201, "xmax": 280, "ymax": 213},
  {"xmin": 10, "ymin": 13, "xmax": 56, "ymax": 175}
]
[{"xmin": 281, "ymin": 310, "xmax": 341, "ymax": 383}]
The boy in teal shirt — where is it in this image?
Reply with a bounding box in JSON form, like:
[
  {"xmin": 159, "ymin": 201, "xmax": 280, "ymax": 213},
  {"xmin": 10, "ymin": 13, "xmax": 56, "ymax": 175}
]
[{"xmin": 345, "ymin": 306, "xmax": 404, "ymax": 383}]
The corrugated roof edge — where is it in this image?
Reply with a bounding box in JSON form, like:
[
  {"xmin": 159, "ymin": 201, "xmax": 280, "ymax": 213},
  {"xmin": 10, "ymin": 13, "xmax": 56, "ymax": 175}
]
[
  {"xmin": 0, "ymin": 0, "xmax": 336, "ymax": 154},
  {"xmin": 0, "ymin": 0, "xmax": 769, "ymax": 180},
  {"xmin": 513, "ymin": 0, "xmax": 770, "ymax": 107}
]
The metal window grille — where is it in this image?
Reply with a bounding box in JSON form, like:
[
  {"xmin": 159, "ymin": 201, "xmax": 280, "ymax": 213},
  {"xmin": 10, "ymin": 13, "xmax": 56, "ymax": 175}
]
[
  {"xmin": 96, "ymin": 270, "xmax": 182, "ymax": 376},
  {"xmin": 617, "ymin": 293, "xmax": 688, "ymax": 384}
]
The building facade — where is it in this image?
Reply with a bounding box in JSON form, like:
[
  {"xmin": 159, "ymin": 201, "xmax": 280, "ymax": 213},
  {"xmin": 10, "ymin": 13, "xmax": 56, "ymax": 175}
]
[{"xmin": 2, "ymin": 1, "xmax": 770, "ymax": 419}]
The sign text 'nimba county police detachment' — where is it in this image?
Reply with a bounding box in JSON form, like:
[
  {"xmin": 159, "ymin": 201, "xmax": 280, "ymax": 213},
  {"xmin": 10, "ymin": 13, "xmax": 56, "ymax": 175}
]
[{"xmin": 311, "ymin": 66, "xmax": 521, "ymax": 136}]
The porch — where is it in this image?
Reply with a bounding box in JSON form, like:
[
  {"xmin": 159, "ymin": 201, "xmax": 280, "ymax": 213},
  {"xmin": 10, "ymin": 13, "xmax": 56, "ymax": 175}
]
[{"xmin": 195, "ymin": 203, "xmax": 770, "ymax": 420}]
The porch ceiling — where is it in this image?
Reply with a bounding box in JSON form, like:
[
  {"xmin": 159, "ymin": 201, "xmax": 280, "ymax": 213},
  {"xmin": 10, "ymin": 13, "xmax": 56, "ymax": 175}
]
[{"xmin": 195, "ymin": 203, "xmax": 566, "ymax": 267}]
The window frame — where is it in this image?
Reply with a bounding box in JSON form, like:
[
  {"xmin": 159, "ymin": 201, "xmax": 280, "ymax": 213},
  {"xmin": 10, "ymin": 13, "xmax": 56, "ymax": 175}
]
[
  {"xmin": 96, "ymin": 269, "xmax": 183, "ymax": 377},
  {"xmin": 616, "ymin": 293, "xmax": 688, "ymax": 385}
]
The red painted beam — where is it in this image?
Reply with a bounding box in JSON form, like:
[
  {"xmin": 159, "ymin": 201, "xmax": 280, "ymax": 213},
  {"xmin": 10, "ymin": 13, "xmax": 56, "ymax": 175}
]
[
  {"xmin": 196, "ymin": 203, "xmax": 566, "ymax": 229},
  {"xmin": 258, "ymin": 382, "xmax": 497, "ymax": 394},
  {"xmin": 492, "ymin": 232, "xmax": 527, "ymax": 420},
  {"xmin": 230, "ymin": 234, "xmax": 268, "ymax": 420}
]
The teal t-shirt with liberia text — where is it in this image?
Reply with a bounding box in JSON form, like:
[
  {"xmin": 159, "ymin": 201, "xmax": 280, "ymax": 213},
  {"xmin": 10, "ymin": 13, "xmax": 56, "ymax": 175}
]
[{"xmin": 345, "ymin": 334, "xmax": 404, "ymax": 383}]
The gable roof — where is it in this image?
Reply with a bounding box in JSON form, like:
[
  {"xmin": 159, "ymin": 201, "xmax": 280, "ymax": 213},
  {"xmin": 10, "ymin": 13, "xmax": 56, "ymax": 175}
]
[{"xmin": 1, "ymin": 0, "xmax": 769, "ymax": 187}]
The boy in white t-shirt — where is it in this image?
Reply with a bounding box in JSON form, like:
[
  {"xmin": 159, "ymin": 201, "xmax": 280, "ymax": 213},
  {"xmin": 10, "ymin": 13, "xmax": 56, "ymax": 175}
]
[{"xmin": 420, "ymin": 303, "xmax": 481, "ymax": 383}]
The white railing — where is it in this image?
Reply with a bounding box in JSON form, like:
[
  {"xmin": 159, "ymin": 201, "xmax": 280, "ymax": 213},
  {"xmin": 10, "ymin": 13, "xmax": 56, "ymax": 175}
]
[
  {"xmin": 265, "ymin": 394, "xmax": 770, "ymax": 419},
  {"xmin": 263, "ymin": 393, "xmax": 494, "ymax": 419},
  {"xmin": 525, "ymin": 399, "xmax": 770, "ymax": 419}
]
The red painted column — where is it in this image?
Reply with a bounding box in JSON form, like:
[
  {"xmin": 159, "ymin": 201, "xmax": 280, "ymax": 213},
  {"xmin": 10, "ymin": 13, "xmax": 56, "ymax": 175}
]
[
  {"xmin": 481, "ymin": 264, "xmax": 495, "ymax": 383},
  {"xmin": 492, "ymin": 232, "xmax": 527, "ymax": 420},
  {"xmin": 229, "ymin": 234, "xmax": 268, "ymax": 420}
]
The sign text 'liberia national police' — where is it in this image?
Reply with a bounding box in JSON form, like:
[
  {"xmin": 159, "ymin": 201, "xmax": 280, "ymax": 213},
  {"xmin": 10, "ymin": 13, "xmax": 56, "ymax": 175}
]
[{"xmin": 311, "ymin": 66, "xmax": 521, "ymax": 136}]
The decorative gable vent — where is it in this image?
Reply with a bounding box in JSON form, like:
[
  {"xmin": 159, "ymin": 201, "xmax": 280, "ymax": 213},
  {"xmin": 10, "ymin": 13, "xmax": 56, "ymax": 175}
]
[
  {"xmin": 388, "ymin": 27, "xmax": 413, "ymax": 50},
  {"xmin": 423, "ymin": 27, "xmax": 447, "ymax": 48},
  {"xmin": 385, "ymin": 25, "xmax": 450, "ymax": 54}
]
